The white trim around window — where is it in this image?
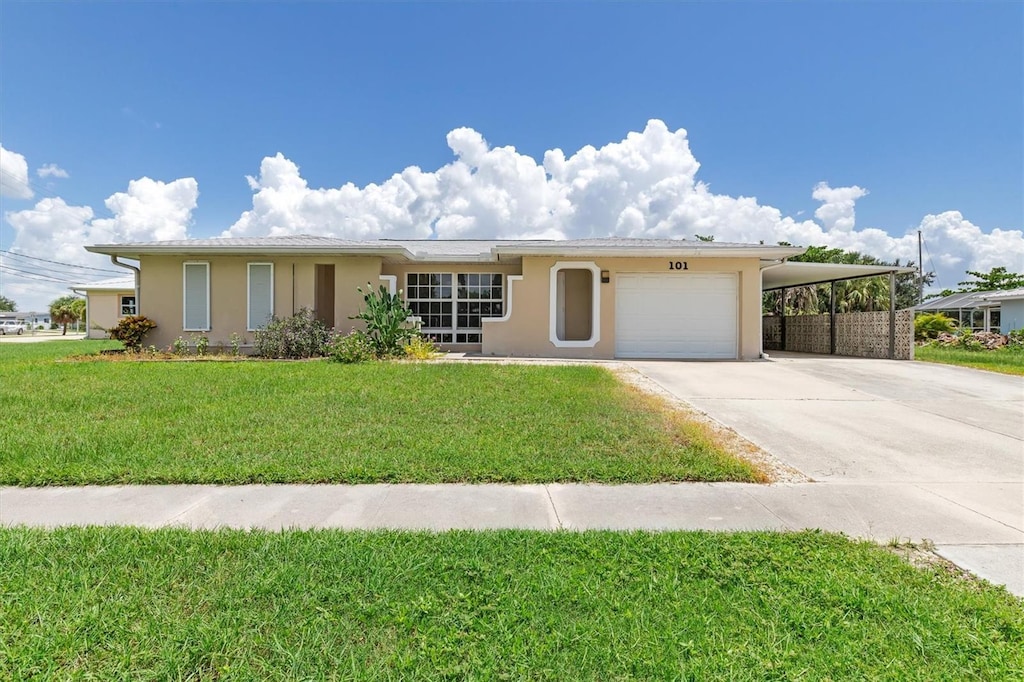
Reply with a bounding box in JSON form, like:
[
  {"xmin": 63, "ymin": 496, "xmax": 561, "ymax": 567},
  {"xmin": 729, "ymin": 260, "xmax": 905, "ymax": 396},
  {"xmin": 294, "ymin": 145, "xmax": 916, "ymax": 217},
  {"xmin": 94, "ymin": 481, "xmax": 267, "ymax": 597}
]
[
  {"xmin": 549, "ymin": 261, "xmax": 601, "ymax": 348},
  {"xmin": 247, "ymin": 262, "xmax": 274, "ymax": 331},
  {"xmin": 183, "ymin": 261, "xmax": 211, "ymax": 331}
]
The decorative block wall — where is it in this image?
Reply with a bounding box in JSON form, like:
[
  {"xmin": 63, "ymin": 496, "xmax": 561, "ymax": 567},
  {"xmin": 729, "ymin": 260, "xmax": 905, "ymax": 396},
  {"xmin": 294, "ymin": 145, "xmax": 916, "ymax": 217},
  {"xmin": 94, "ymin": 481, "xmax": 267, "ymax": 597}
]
[{"xmin": 762, "ymin": 310, "xmax": 914, "ymax": 360}]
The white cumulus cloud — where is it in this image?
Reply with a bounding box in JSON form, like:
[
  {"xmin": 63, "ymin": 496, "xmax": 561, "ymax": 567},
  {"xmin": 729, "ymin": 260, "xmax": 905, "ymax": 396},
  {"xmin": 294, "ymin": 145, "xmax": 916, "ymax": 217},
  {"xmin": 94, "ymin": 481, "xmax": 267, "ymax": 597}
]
[
  {"xmin": 0, "ymin": 144, "xmax": 33, "ymax": 199},
  {"xmin": 225, "ymin": 120, "xmax": 1023, "ymax": 291},
  {"xmin": 3, "ymin": 177, "xmax": 198, "ymax": 311},
  {"xmin": 36, "ymin": 163, "xmax": 70, "ymax": 179},
  {"xmin": 811, "ymin": 182, "xmax": 868, "ymax": 232}
]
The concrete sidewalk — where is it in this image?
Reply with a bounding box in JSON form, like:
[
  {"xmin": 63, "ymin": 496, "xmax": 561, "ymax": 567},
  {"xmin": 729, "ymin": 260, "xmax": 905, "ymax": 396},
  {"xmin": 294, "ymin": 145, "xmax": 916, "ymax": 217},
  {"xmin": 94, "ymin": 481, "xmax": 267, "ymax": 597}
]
[{"xmin": 2, "ymin": 481, "xmax": 1021, "ymax": 596}]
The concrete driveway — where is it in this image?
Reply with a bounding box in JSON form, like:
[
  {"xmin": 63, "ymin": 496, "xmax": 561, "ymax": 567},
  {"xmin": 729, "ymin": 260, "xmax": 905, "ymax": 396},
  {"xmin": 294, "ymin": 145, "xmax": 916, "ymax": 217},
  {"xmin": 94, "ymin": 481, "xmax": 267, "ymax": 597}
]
[
  {"xmin": 629, "ymin": 354, "xmax": 1024, "ymax": 593},
  {"xmin": 629, "ymin": 354, "xmax": 1023, "ymax": 484}
]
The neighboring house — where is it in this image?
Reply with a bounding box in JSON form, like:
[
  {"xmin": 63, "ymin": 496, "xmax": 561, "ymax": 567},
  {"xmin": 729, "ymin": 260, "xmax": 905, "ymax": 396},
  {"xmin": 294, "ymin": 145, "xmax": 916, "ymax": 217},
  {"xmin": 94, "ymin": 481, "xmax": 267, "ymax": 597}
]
[
  {"xmin": 980, "ymin": 288, "xmax": 1024, "ymax": 333},
  {"xmin": 70, "ymin": 276, "xmax": 137, "ymax": 339},
  {"xmin": 914, "ymin": 291, "xmax": 1002, "ymax": 333},
  {"xmin": 83, "ymin": 236, "xmax": 908, "ymax": 359},
  {"xmin": 0, "ymin": 311, "xmax": 52, "ymax": 330}
]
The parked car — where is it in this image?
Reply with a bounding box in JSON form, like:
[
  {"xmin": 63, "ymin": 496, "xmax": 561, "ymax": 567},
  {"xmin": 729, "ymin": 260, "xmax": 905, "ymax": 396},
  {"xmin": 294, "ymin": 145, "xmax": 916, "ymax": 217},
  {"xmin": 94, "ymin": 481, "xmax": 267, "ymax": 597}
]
[{"xmin": 0, "ymin": 320, "xmax": 27, "ymax": 335}]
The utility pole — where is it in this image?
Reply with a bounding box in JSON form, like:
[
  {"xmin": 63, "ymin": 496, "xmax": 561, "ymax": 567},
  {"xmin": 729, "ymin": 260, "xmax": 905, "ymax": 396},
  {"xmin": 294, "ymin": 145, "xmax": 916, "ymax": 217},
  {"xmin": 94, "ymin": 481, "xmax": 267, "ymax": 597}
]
[{"xmin": 918, "ymin": 230, "xmax": 924, "ymax": 305}]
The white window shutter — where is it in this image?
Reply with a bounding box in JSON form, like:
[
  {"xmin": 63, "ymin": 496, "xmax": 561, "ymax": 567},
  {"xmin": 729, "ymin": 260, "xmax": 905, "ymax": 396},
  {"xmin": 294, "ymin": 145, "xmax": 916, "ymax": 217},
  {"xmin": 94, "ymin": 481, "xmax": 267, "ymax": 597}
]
[
  {"xmin": 183, "ymin": 263, "xmax": 209, "ymax": 330},
  {"xmin": 248, "ymin": 263, "xmax": 274, "ymax": 330}
]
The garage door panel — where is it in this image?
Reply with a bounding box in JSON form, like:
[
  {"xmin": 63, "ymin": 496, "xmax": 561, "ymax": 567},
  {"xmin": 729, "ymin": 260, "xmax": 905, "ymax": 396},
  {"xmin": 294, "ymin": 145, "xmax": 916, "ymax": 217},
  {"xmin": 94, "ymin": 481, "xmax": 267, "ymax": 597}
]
[{"xmin": 615, "ymin": 273, "xmax": 737, "ymax": 359}]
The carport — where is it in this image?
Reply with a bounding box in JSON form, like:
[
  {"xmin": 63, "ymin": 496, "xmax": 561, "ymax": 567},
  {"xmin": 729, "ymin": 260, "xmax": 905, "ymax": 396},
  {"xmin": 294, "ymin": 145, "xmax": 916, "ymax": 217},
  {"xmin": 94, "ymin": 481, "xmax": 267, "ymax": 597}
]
[{"xmin": 761, "ymin": 262, "xmax": 917, "ymax": 359}]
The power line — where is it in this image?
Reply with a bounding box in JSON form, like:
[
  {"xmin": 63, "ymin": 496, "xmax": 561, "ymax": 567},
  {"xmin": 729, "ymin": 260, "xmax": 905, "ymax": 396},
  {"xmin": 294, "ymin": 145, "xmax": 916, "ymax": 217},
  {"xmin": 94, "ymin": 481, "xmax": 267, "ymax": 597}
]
[
  {"xmin": 0, "ymin": 263, "xmax": 79, "ymax": 284},
  {"xmin": 0, "ymin": 250, "xmax": 124, "ymax": 274}
]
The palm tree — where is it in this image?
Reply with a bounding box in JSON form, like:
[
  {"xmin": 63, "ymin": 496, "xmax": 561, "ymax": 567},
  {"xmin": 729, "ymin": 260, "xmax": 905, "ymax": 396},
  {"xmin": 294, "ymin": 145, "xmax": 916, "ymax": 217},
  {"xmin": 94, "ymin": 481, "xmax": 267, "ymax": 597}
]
[{"xmin": 49, "ymin": 295, "xmax": 85, "ymax": 335}]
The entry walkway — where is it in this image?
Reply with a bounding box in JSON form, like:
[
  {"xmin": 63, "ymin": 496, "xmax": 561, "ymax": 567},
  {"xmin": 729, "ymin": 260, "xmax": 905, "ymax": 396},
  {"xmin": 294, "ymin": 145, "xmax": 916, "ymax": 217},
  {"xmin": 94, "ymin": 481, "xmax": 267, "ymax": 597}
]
[{"xmin": 2, "ymin": 480, "xmax": 1021, "ymax": 596}]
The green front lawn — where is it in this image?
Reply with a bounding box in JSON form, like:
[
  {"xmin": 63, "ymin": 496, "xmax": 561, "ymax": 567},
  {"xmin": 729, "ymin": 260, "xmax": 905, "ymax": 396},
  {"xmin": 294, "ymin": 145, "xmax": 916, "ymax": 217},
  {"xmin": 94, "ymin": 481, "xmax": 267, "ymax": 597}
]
[
  {"xmin": 1, "ymin": 528, "xmax": 1020, "ymax": 680},
  {"xmin": 0, "ymin": 341, "xmax": 760, "ymax": 485},
  {"xmin": 916, "ymin": 344, "xmax": 1024, "ymax": 376}
]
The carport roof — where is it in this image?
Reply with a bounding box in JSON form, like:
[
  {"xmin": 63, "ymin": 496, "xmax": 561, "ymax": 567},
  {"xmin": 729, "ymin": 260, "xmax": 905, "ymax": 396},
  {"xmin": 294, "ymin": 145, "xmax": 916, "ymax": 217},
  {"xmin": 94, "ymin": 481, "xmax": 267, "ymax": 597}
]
[{"xmin": 762, "ymin": 261, "xmax": 916, "ymax": 291}]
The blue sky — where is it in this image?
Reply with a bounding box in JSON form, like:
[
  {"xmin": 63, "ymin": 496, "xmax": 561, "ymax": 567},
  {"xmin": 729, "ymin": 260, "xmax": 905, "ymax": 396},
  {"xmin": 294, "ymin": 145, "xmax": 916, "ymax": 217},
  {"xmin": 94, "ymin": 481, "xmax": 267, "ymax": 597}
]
[{"xmin": 1, "ymin": 1, "xmax": 1021, "ymax": 310}]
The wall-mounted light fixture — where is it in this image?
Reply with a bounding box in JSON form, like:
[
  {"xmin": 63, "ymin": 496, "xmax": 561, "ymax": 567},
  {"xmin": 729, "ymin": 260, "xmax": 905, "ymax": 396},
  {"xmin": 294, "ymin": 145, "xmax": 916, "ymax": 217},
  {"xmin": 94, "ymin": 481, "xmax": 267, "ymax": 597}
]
[{"xmin": 600, "ymin": 270, "xmax": 610, "ymax": 283}]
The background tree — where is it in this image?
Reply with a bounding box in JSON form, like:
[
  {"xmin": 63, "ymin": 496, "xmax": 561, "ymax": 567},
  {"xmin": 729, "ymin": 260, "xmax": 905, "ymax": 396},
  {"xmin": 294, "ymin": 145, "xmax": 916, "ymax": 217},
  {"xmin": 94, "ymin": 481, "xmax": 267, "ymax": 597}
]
[
  {"xmin": 765, "ymin": 244, "xmax": 935, "ymax": 314},
  {"xmin": 956, "ymin": 267, "xmax": 1024, "ymax": 292},
  {"xmin": 49, "ymin": 295, "xmax": 86, "ymax": 335},
  {"xmin": 0, "ymin": 295, "xmax": 16, "ymax": 312}
]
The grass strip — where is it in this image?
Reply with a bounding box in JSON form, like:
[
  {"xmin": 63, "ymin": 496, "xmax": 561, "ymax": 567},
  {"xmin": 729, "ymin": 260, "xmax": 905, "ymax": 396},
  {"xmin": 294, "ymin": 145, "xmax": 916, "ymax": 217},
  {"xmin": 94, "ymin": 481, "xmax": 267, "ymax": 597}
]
[
  {"xmin": 0, "ymin": 341, "xmax": 760, "ymax": 485},
  {"xmin": 1, "ymin": 527, "xmax": 1021, "ymax": 680},
  {"xmin": 915, "ymin": 345, "xmax": 1024, "ymax": 376}
]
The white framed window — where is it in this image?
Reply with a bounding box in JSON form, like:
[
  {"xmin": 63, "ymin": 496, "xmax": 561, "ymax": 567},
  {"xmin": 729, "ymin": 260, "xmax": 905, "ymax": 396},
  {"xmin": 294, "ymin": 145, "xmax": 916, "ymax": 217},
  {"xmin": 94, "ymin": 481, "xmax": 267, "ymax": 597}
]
[
  {"xmin": 247, "ymin": 262, "xmax": 274, "ymax": 330},
  {"xmin": 183, "ymin": 262, "xmax": 210, "ymax": 331},
  {"xmin": 119, "ymin": 295, "xmax": 137, "ymax": 316},
  {"xmin": 405, "ymin": 272, "xmax": 503, "ymax": 344}
]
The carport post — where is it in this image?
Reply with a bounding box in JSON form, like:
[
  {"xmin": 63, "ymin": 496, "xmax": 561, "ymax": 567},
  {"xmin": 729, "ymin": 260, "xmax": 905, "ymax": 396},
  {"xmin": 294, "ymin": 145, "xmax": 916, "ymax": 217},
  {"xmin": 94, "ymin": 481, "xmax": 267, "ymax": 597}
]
[
  {"xmin": 888, "ymin": 271, "xmax": 896, "ymax": 360},
  {"xmin": 829, "ymin": 281, "xmax": 837, "ymax": 355},
  {"xmin": 780, "ymin": 287, "xmax": 787, "ymax": 351}
]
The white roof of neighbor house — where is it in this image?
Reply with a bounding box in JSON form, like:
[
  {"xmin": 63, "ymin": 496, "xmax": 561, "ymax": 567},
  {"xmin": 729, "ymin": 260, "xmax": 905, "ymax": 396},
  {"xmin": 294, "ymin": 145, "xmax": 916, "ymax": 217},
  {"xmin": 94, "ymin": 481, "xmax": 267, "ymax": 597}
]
[
  {"xmin": 70, "ymin": 276, "xmax": 136, "ymax": 292},
  {"xmin": 980, "ymin": 287, "xmax": 1024, "ymax": 302},
  {"xmin": 762, "ymin": 262, "xmax": 917, "ymax": 291},
  {"xmin": 914, "ymin": 291, "xmax": 994, "ymax": 310}
]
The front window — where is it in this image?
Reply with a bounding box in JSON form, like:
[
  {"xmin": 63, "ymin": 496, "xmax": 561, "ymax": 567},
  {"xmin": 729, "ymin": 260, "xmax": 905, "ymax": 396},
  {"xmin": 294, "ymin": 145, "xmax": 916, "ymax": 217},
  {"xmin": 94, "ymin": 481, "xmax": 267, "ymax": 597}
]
[
  {"xmin": 120, "ymin": 295, "xmax": 137, "ymax": 316},
  {"xmin": 406, "ymin": 273, "xmax": 503, "ymax": 344}
]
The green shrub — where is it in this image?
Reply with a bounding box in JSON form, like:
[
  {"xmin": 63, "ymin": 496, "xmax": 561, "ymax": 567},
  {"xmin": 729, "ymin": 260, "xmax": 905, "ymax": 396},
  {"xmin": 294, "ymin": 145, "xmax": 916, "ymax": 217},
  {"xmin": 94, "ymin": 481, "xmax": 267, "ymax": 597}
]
[
  {"xmin": 953, "ymin": 329, "xmax": 983, "ymax": 351},
  {"xmin": 328, "ymin": 331, "xmax": 376, "ymax": 364},
  {"xmin": 350, "ymin": 284, "xmax": 418, "ymax": 358},
  {"xmin": 108, "ymin": 315, "xmax": 157, "ymax": 351},
  {"xmin": 1005, "ymin": 328, "xmax": 1024, "ymax": 351},
  {"xmin": 914, "ymin": 312, "xmax": 956, "ymax": 341},
  {"xmin": 229, "ymin": 332, "xmax": 244, "ymax": 356},
  {"xmin": 192, "ymin": 334, "xmax": 210, "ymax": 357},
  {"xmin": 253, "ymin": 308, "xmax": 332, "ymax": 359}
]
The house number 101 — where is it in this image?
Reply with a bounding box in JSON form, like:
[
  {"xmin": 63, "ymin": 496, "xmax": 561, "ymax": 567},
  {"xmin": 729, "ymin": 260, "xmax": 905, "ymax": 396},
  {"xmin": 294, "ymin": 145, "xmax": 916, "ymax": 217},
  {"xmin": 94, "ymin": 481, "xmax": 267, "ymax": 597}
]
[{"xmin": 669, "ymin": 261, "xmax": 688, "ymax": 270}]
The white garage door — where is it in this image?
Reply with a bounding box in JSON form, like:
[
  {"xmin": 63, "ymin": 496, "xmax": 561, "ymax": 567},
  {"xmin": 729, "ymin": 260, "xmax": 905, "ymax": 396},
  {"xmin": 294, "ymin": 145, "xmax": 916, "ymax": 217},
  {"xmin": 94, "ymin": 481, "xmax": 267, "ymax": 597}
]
[{"xmin": 615, "ymin": 273, "xmax": 738, "ymax": 359}]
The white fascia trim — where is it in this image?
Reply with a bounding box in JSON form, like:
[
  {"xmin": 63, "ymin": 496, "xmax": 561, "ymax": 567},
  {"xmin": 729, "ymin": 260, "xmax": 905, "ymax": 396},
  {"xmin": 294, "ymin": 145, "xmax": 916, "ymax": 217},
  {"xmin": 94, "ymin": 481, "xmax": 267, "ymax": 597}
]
[
  {"xmin": 498, "ymin": 246, "xmax": 806, "ymax": 259},
  {"xmin": 246, "ymin": 262, "xmax": 274, "ymax": 331},
  {"xmin": 549, "ymin": 261, "xmax": 601, "ymax": 348},
  {"xmin": 482, "ymin": 275, "xmax": 523, "ymax": 324},
  {"xmin": 183, "ymin": 261, "xmax": 211, "ymax": 332},
  {"xmin": 87, "ymin": 245, "xmax": 412, "ymax": 259},
  {"xmin": 379, "ymin": 275, "xmax": 397, "ymax": 295}
]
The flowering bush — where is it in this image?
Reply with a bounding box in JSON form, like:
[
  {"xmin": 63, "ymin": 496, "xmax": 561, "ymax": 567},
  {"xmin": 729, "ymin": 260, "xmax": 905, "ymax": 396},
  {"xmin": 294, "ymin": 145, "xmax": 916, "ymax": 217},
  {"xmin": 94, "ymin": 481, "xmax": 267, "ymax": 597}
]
[
  {"xmin": 253, "ymin": 308, "xmax": 332, "ymax": 358},
  {"xmin": 328, "ymin": 331, "xmax": 376, "ymax": 364}
]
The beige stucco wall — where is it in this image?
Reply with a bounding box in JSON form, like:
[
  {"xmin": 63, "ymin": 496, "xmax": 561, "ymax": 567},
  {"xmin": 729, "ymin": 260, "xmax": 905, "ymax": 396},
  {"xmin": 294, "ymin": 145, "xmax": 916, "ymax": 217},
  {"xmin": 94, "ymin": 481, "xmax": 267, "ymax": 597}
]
[
  {"xmin": 482, "ymin": 256, "xmax": 765, "ymax": 360},
  {"xmin": 139, "ymin": 255, "xmax": 382, "ymax": 349},
  {"xmin": 136, "ymin": 253, "xmax": 765, "ymax": 358},
  {"xmin": 85, "ymin": 290, "xmax": 134, "ymax": 339}
]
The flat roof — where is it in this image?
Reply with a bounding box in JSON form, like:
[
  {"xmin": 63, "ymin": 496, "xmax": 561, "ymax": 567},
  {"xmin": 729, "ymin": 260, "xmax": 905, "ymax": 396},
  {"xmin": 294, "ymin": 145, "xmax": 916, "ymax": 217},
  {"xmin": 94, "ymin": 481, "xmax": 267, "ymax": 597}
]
[
  {"xmin": 762, "ymin": 261, "xmax": 917, "ymax": 290},
  {"xmin": 86, "ymin": 236, "xmax": 806, "ymax": 261},
  {"xmin": 70, "ymin": 276, "xmax": 136, "ymax": 292}
]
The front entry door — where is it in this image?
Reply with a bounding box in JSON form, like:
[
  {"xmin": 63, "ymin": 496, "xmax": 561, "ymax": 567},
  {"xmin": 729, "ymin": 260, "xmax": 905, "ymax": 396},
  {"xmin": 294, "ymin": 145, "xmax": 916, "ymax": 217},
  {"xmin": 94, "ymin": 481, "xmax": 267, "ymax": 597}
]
[{"xmin": 314, "ymin": 264, "xmax": 335, "ymax": 328}]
